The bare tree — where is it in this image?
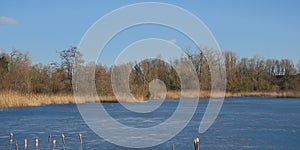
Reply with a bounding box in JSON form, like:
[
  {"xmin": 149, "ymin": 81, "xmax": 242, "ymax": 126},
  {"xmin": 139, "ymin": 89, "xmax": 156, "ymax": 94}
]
[
  {"xmin": 56, "ymin": 46, "xmax": 83, "ymax": 92},
  {"xmin": 296, "ymin": 60, "xmax": 300, "ymax": 74}
]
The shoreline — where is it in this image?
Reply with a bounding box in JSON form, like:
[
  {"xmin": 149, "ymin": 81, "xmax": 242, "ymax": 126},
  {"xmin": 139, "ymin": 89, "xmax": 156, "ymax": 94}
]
[{"xmin": 0, "ymin": 91, "xmax": 299, "ymax": 109}]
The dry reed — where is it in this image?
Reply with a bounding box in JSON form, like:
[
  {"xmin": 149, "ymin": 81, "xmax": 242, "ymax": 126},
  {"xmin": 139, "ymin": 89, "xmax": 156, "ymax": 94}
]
[
  {"xmin": 1, "ymin": 90, "xmax": 299, "ymax": 108},
  {"xmin": 0, "ymin": 92, "xmax": 116, "ymax": 108}
]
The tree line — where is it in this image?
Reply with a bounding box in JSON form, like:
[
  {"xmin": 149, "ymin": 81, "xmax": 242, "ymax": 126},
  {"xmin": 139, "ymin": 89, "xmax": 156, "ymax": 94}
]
[{"xmin": 0, "ymin": 47, "xmax": 299, "ymax": 98}]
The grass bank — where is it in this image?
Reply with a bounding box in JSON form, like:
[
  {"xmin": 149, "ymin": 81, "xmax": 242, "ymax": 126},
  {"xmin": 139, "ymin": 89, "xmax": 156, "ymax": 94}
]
[
  {"xmin": 225, "ymin": 91, "xmax": 300, "ymax": 98},
  {"xmin": 0, "ymin": 92, "xmax": 117, "ymax": 108},
  {"xmin": 166, "ymin": 91, "xmax": 300, "ymax": 99},
  {"xmin": 0, "ymin": 90, "xmax": 299, "ymax": 108}
]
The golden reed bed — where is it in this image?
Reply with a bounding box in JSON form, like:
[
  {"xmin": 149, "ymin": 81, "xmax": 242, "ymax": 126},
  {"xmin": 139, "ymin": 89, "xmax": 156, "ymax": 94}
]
[{"xmin": 0, "ymin": 91, "xmax": 299, "ymax": 108}]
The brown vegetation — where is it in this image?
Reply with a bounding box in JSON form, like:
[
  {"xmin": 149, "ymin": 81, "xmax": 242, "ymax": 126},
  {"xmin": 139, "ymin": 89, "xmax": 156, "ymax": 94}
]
[
  {"xmin": 0, "ymin": 92, "xmax": 74, "ymax": 108},
  {"xmin": 0, "ymin": 92, "xmax": 119, "ymax": 108},
  {"xmin": 0, "ymin": 47, "xmax": 299, "ymax": 108},
  {"xmin": 1, "ymin": 90, "xmax": 300, "ymax": 108}
]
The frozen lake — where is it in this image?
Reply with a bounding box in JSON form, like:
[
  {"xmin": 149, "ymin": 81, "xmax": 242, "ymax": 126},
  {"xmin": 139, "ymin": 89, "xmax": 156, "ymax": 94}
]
[{"xmin": 0, "ymin": 97, "xmax": 300, "ymax": 149}]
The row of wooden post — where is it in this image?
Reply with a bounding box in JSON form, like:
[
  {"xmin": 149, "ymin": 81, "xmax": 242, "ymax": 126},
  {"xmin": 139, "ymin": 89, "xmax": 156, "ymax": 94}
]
[
  {"xmin": 9, "ymin": 132, "xmax": 83, "ymax": 150},
  {"xmin": 11, "ymin": 132, "xmax": 198, "ymax": 150}
]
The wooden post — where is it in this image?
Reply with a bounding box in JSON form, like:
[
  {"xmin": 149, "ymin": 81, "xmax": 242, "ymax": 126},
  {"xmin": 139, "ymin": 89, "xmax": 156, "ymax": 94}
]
[
  {"xmin": 61, "ymin": 134, "xmax": 65, "ymax": 145},
  {"xmin": 10, "ymin": 132, "xmax": 13, "ymax": 144},
  {"xmin": 24, "ymin": 138, "xmax": 27, "ymax": 150},
  {"xmin": 53, "ymin": 139, "xmax": 56, "ymax": 148},
  {"xmin": 172, "ymin": 144, "xmax": 175, "ymax": 150},
  {"xmin": 48, "ymin": 134, "xmax": 51, "ymax": 144},
  {"xmin": 35, "ymin": 136, "xmax": 38, "ymax": 148},
  {"xmin": 193, "ymin": 137, "xmax": 199, "ymax": 150},
  {"xmin": 78, "ymin": 133, "xmax": 82, "ymax": 144},
  {"xmin": 15, "ymin": 143, "xmax": 18, "ymax": 150}
]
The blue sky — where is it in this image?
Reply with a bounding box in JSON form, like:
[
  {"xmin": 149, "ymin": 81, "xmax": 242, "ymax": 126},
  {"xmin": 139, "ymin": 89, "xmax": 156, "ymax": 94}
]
[{"xmin": 1, "ymin": 0, "xmax": 299, "ymax": 65}]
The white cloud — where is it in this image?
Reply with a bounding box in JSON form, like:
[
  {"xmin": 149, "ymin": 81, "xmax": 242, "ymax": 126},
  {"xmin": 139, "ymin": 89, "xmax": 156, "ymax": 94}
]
[
  {"xmin": 168, "ymin": 39, "xmax": 177, "ymax": 44},
  {"xmin": 0, "ymin": 16, "xmax": 18, "ymax": 25}
]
